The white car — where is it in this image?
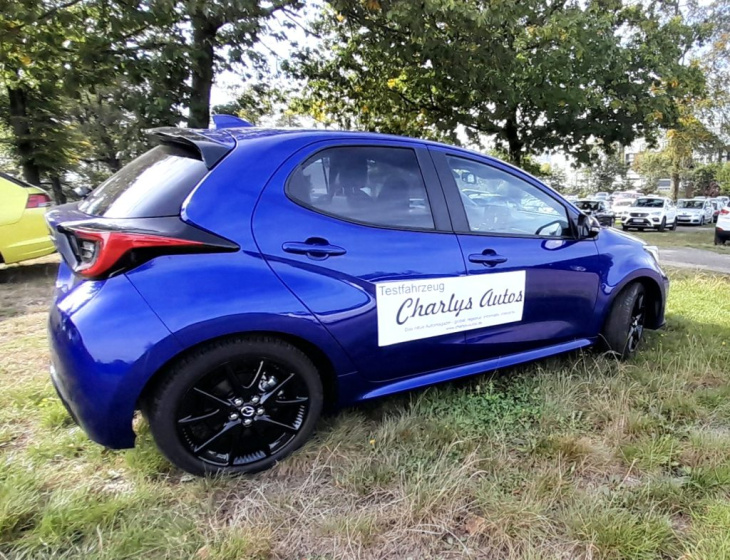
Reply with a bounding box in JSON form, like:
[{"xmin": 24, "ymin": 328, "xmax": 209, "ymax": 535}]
[
  {"xmin": 612, "ymin": 198, "xmax": 635, "ymax": 222},
  {"xmin": 676, "ymin": 198, "xmax": 714, "ymax": 226},
  {"xmin": 622, "ymin": 196, "xmax": 677, "ymax": 232},
  {"xmin": 716, "ymin": 203, "xmax": 730, "ymax": 245}
]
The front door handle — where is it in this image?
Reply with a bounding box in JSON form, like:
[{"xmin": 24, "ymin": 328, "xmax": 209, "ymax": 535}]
[
  {"xmin": 282, "ymin": 238, "xmax": 346, "ymax": 259},
  {"xmin": 469, "ymin": 251, "xmax": 508, "ymax": 266}
]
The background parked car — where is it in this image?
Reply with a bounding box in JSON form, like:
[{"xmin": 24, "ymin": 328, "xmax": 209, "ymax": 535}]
[
  {"xmin": 710, "ymin": 199, "xmax": 722, "ymax": 223},
  {"xmin": 622, "ymin": 196, "xmax": 677, "ymax": 231},
  {"xmin": 612, "ymin": 198, "xmax": 634, "ymax": 222},
  {"xmin": 676, "ymin": 198, "xmax": 714, "ymax": 226},
  {"xmin": 574, "ymin": 199, "xmax": 615, "ymax": 227},
  {"xmin": 0, "ymin": 172, "xmax": 55, "ymax": 265},
  {"xmin": 716, "ymin": 203, "xmax": 730, "ymax": 245}
]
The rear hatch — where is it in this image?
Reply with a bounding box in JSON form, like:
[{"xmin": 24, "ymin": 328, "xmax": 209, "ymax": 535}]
[{"xmin": 46, "ymin": 129, "xmax": 239, "ymax": 280}]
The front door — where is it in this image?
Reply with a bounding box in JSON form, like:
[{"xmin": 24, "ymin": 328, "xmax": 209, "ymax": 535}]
[
  {"xmin": 431, "ymin": 148, "xmax": 601, "ymax": 362},
  {"xmin": 253, "ymin": 141, "xmax": 470, "ymax": 383}
]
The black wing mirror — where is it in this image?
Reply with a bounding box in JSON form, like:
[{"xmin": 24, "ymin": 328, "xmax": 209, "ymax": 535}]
[
  {"xmin": 577, "ymin": 213, "xmax": 601, "ymax": 238},
  {"xmin": 73, "ymin": 186, "xmax": 92, "ymax": 199}
]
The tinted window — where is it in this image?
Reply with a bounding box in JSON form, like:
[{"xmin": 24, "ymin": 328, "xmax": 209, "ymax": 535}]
[
  {"xmin": 576, "ymin": 201, "xmax": 603, "ymax": 211},
  {"xmin": 446, "ymin": 156, "xmax": 570, "ymax": 237},
  {"xmin": 79, "ymin": 145, "xmax": 208, "ymax": 218},
  {"xmin": 634, "ymin": 198, "xmax": 664, "ymax": 208},
  {"xmin": 678, "ymin": 200, "xmax": 704, "ymax": 209},
  {"xmin": 287, "ymin": 147, "xmax": 434, "ymax": 229}
]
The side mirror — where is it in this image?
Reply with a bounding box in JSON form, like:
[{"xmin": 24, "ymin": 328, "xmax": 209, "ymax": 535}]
[
  {"xmin": 74, "ymin": 186, "xmax": 92, "ymax": 199},
  {"xmin": 577, "ymin": 213, "xmax": 601, "ymax": 238},
  {"xmin": 462, "ymin": 172, "xmax": 476, "ymax": 184}
]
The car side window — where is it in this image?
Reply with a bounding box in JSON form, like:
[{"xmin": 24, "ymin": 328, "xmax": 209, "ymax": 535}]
[
  {"xmin": 445, "ymin": 155, "xmax": 570, "ymax": 237},
  {"xmin": 287, "ymin": 146, "xmax": 435, "ymax": 230}
]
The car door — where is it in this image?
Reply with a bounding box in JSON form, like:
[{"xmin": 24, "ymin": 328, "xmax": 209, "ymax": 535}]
[
  {"xmin": 252, "ymin": 140, "xmax": 470, "ymax": 383},
  {"xmin": 430, "ymin": 148, "xmax": 602, "ymax": 362}
]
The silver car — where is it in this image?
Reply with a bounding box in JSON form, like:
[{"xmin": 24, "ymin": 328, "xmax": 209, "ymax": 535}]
[{"xmin": 676, "ymin": 198, "xmax": 714, "ymax": 226}]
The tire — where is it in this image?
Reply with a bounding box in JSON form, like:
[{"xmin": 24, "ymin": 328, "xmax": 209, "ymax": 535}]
[
  {"xmin": 145, "ymin": 336, "xmax": 324, "ymax": 476},
  {"xmin": 700, "ymin": 216, "xmax": 705, "ymax": 226},
  {"xmin": 600, "ymin": 282, "xmax": 647, "ymax": 360},
  {"xmin": 622, "ymin": 225, "xmax": 629, "ymax": 231},
  {"xmin": 658, "ymin": 218, "xmax": 666, "ymax": 232},
  {"xmin": 669, "ymin": 219, "xmax": 677, "ymax": 231}
]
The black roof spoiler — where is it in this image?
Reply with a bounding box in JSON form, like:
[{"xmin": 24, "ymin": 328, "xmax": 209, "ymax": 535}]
[{"xmin": 146, "ymin": 127, "xmax": 235, "ymax": 169}]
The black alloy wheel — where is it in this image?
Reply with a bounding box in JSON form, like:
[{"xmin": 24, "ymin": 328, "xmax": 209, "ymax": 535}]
[
  {"xmin": 146, "ymin": 337, "xmax": 323, "ymax": 476},
  {"xmin": 600, "ymin": 282, "xmax": 647, "ymax": 360}
]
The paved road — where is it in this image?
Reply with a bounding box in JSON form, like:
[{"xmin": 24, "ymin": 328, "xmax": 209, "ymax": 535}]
[{"xmin": 660, "ymin": 247, "xmax": 730, "ymax": 274}]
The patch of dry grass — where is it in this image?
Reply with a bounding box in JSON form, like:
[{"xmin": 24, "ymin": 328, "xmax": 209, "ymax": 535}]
[{"xmin": 1, "ymin": 258, "xmax": 730, "ymax": 559}]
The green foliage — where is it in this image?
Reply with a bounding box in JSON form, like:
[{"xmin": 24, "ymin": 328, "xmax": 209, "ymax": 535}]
[
  {"xmin": 290, "ymin": 0, "xmax": 707, "ymax": 165},
  {"xmin": 633, "ymin": 151, "xmax": 672, "ymax": 192},
  {"xmin": 717, "ymin": 162, "xmax": 730, "ymax": 194}
]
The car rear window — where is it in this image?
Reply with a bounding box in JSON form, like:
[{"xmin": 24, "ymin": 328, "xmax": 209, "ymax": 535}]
[{"xmin": 78, "ymin": 145, "xmax": 209, "ymax": 218}]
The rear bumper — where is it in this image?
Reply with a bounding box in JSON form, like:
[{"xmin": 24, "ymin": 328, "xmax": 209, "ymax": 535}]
[{"xmin": 48, "ymin": 263, "xmax": 183, "ymax": 449}]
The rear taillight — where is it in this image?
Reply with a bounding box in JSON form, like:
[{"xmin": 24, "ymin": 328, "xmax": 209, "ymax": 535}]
[
  {"xmin": 65, "ymin": 227, "xmax": 205, "ymax": 279},
  {"xmin": 26, "ymin": 193, "xmax": 52, "ymax": 208},
  {"xmin": 721, "ymin": 208, "xmax": 729, "ymax": 215}
]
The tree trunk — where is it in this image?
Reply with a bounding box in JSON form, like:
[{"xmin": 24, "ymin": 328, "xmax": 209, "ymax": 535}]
[
  {"xmin": 50, "ymin": 175, "xmax": 67, "ymax": 204},
  {"xmin": 504, "ymin": 115, "xmax": 523, "ymax": 167},
  {"xmin": 188, "ymin": 17, "xmax": 218, "ymax": 129},
  {"xmin": 7, "ymin": 86, "xmax": 41, "ymax": 185},
  {"xmin": 671, "ymin": 169, "xmax": 680, "ymax": 202}
]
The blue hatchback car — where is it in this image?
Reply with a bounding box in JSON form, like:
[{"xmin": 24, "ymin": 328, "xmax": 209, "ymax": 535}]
[{"xmin": 47, "ymin": 119, "xmax": 668, "ymax": 475}]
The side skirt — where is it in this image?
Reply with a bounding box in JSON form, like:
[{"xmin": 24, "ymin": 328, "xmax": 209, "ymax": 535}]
[{"xmin": 359, "ymin": 338, "xmax": 594, "ymax": 401}]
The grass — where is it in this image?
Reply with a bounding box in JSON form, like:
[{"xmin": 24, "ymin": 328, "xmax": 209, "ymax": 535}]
[
  {"xmin": 1, "ymin": 255, "xmax": 730, "ymax": 558},
  {"xmin": 620, "ymin": 223, "xmax": 730, "ymax": 254}
]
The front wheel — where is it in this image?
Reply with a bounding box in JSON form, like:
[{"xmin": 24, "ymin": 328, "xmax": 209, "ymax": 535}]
[
  {"xmin": 658, "ymin": 218, "xmax": 666, "ymax": 232},
  {"xmin": 600, "ymin": 283, "xmax": 646, "ymax": 360},
  {"xmin": 669, "ymin": 219, "xmax": 677, "ymax": 231},
  {"xmin": 145, "ymin": 336, "xmax": 323, "ymax": 476}
]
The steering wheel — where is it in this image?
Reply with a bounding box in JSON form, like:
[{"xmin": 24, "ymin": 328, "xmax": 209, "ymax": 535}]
[{"xmin": 535, "ymin": 219, "xmax": 567, "ymax": 237}]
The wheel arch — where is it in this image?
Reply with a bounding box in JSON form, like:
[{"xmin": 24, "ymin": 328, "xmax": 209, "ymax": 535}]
[
  {"xmin": 138, "ymin": 331, "xmax": 340, "ymax": 413},
  {"xmin": 604, "ymin": 274, "xmax": 665, "ymax": 331}
]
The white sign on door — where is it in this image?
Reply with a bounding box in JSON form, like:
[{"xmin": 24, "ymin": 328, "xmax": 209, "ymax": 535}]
[{"xmin": 376, "ymin": 271, "xmax": 526, "ymax": 347}]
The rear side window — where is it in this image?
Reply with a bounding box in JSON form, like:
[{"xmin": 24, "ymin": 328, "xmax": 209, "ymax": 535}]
[
  {"xmin": 287, "ymin": 146, "xmax": 435, "ymax": 230},
  {"xmin": 79, "ymin": 145, "xmax": 208, "ymax": 218}
]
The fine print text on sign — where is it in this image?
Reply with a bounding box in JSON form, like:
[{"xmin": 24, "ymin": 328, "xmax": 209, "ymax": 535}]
[{"xmin": 376, "ymin": 271, "xmax": 526, "ymax": 347}]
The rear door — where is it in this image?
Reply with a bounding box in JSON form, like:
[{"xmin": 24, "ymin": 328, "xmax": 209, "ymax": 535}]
[
  {"xmin": 252, "ymin": 140, "xmax": 471, "ymax": 383},
  {"xmin": 430, "ymin": 148, "xmax": 601, "ymax": 362}
]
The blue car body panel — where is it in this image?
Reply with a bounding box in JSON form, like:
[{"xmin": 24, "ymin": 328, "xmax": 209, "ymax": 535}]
[{"xmin": 46, "ymin": 127, "xmax": 669, "ymax": 450}]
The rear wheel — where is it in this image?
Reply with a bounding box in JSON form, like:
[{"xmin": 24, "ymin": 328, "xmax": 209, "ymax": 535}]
[
  {"xmin": 600, "ymin": 283, "xmax": 646, "ymax": 360},
  {"xmin": 146, "ymin": 336, "xmax": 323, "ymax": 476}
]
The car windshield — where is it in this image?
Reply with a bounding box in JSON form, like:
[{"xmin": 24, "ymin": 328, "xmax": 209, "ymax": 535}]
[
  {"xmin": 634, "ymin": 198, "xmax": 664, "ymax": 208},
  {"xmin": 575, "ymin": 201, "xmax": 602, "ymax": 211},
  {"xmin": 678, "ymin": 200, "xmax": 704, "ymax": 209}
]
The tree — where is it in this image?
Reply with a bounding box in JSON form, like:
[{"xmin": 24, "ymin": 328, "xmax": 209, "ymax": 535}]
[
  {"xmin": 289, "ymin": 0, "xmax": 706, "ymax": 166},
  {"xmin": 169, "ymin": 0, "xmax": 301, "ymax": 128},
  {"xmin": 591, "ymin": 148, "xmax": 631, "ymax": 193},
  {"xmin": 717, "ymin": 162, "xmax": 730, "ymax": 195},
  {"xmin": 689, "ymin": 163, "xmax": 721, "ymax": 197},
  {"xmin": 632, "ymin": 151, "xmax": 671, "ymax": 193}
]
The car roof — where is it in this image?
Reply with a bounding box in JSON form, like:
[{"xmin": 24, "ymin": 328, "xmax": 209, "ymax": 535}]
[{"xmin": 191, "ymin": 126, "xmax": 542, "ymax": 181}]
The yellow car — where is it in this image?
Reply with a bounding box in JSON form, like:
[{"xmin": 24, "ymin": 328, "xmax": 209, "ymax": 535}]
[{"xmin": 0, "ymin": 172, "xmax": 55, "ymax": 264}]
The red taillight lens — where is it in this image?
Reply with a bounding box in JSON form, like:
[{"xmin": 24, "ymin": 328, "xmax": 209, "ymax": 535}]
[
  {"xmin": 68, "ymin": 228, "xmax": 203, "ymax": 279},
  {"xmin": 26, "ymin": 193, "xmax": 52, "ymax": 208},
  {"xmin": 721, "ymin": 208, "xmax": 729, "ymax": 215}
]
